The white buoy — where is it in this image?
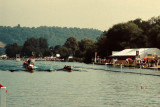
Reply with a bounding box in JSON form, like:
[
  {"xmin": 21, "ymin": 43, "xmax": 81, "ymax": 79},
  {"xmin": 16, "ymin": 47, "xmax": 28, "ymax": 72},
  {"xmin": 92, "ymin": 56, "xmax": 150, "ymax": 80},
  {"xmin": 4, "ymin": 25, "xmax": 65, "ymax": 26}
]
[{"xmin": 0, "ymin": 87, "xmax": 6, "ymax": 107}]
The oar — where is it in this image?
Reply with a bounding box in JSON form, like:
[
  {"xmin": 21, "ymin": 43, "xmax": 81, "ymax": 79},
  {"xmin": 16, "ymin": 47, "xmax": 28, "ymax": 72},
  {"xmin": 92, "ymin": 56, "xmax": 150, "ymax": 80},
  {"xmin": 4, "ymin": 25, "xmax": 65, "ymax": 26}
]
[
  {"xmin": 9, "ymin": 69, "xmax": 87, "ymax": 72},
  {"xmin": 56, "ymin": 68, "xmax": 87, "ymax": 72},
  {"xmin": 56, "ymin": 69, "xmax": 72, "ymax": 71},
  {"xmin": 38, "ymin": 69, "xmax": 55, "ymax": 72},
  {"xmin": 9, "ymin": 69, "xmax": 23, "ymax": 72},
  {"xmin": 9, "ymin": 69, "xmax": 53, "ymax": 72},
  {"xmin": 9, "ymin": 68, "xmax": 32, "ymax": 72}
]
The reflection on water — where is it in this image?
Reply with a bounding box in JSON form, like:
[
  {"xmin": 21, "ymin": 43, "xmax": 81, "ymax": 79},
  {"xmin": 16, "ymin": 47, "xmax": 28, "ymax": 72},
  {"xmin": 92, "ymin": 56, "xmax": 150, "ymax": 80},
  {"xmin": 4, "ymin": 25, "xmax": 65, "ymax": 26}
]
[{"xmin": 1, "ymin": 60, "xmax": 160, "ymax": 107}]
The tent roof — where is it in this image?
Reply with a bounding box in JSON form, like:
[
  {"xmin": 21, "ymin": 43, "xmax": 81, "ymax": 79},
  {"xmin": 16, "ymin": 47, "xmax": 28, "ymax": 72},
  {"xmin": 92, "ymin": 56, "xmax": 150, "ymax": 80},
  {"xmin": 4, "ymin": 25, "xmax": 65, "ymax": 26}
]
[{"xmin": 111, "ymin": 48, "xmax": 158, "ymax": 57}]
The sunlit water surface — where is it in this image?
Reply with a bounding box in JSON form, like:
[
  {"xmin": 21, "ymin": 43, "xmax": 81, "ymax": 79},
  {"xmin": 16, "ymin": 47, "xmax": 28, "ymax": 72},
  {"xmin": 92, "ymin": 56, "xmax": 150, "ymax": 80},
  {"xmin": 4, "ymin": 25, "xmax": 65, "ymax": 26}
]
[{"xmin": 1, "ymin": 60, "xmax": 160, "ymax": 107}]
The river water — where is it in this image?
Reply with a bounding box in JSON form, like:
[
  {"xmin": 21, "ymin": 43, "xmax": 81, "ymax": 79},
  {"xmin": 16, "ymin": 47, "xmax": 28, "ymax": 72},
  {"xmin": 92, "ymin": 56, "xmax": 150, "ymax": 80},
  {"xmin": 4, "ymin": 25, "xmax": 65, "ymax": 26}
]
[{"xmin": 1, "ymin": 60, "xmax": 160, "ymax": 107}]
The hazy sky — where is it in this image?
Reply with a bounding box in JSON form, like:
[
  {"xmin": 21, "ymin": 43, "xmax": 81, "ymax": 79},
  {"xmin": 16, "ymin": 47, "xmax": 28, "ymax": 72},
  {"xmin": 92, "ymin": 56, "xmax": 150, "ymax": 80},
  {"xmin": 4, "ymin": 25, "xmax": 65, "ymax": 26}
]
[{"xmin": 1, "ymin": 0, "xmax": 160, "ymax": 31}]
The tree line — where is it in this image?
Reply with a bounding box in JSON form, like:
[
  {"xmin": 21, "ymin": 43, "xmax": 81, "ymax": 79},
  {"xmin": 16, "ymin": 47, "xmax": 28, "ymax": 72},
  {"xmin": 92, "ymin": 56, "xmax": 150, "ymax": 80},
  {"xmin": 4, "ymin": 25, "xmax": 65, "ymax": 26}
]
[
  {"xmin": 96, "ymin": 16, "xmax": 160, "ymax": 58},
  {"xmin": 5, "ymin": 37, "xmax": 95, "ymax": 63},
  {"xmin": 4, "ymin": 16, "xmax": 160, "ymax": 63}
]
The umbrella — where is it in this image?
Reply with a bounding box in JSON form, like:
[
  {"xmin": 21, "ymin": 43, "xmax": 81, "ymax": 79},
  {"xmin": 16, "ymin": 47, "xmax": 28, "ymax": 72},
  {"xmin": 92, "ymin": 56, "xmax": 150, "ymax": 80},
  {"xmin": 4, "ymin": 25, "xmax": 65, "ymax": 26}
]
[
  {"xmin": 143, "ymin": 57, "xmax": 147, "ymax": 60},
  {"xmin": 136, "ymin": 58, "xmax": 141, "ymax": 60}
]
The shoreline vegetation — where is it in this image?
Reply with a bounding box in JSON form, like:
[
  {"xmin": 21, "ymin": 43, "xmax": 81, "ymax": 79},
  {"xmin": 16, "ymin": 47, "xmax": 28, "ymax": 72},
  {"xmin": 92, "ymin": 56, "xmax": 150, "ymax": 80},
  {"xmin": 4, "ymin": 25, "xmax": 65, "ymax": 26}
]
[{"xmin": 2, "ymin": 16, "xmax": 160, "ymax": 66}]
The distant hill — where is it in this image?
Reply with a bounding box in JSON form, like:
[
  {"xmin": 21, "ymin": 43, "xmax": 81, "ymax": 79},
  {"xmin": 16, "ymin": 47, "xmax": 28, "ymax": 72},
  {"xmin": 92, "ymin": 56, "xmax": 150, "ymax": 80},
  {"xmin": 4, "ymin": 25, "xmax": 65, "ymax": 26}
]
[{"xmin": 0, "ymin": 25, "xmax": 102, "ymax": 47}]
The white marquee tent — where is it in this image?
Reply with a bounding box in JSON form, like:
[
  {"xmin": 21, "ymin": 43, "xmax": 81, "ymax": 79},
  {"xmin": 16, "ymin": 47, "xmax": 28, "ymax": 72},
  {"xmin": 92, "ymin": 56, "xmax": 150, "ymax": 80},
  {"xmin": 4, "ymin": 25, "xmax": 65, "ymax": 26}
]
[{"xmin": 111, "ymin": 48, "xmax": 160, "ymax": 59}]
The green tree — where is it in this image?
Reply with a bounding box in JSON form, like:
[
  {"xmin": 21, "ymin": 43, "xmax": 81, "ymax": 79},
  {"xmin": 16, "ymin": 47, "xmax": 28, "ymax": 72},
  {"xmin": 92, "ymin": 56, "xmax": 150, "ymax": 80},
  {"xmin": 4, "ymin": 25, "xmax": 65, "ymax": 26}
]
[
  {"xmin": 129, "ymin": 18, "xmax": 151, "ymax": 34},
  {"xmin": 5, "ymin": 43, "xmax": 22, "ymax": 58},
  {"xmin": 148, "ymin": 24, "xmax": 160, "ymax": 48},
  {"xmin": 79, "ymin": 38, "xmax": 95, "ymax": 51},
  {"xmin": 148, "ymin": 16, "xmax": 160, "ymax": 25},
  {"xmin": 96, "ymin": 31, "xmax": 108, "ymax": 57},
  {"xmin": 57, "ymin": 46, "xmax": 72, "ymax": 59},
  {"xmin": 78, "ymin": 38, "xmax": 95, "ymax": 58},
  {"xmin": 83, "ymin": 48, "xmax": 95, "ymax": 63},
  {"xmin": 53, "ymin": 45, "xmax": 61, "ymax": 54},
  {"xmin": 97, "ymin": 22, "xmax": 146, "ymax": 57},
  {"xmin": 38, "ymin": 37, "xmax": 49, "ymax": 56},
  {"xmin": 39, "ymin": 37, "xmax": 48, "ymax": 49},
  {"xmin": 21, "ymin": 37, "xmax": 49, "ymax": 57},
  {"xmin": 64, "ymin": 37, "xmax": 79, "ymax": 55},
  {"xmin": 22, "ymin": 37, "xmax": 39, "ymax": 57}
]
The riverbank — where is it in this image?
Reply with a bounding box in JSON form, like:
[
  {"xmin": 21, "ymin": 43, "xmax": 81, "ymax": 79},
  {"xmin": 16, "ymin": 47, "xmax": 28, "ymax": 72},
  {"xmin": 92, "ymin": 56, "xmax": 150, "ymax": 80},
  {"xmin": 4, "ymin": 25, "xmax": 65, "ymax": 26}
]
[{"xmin": 94, "ymin": 62, "xmax": 160, "ymax": 71}]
